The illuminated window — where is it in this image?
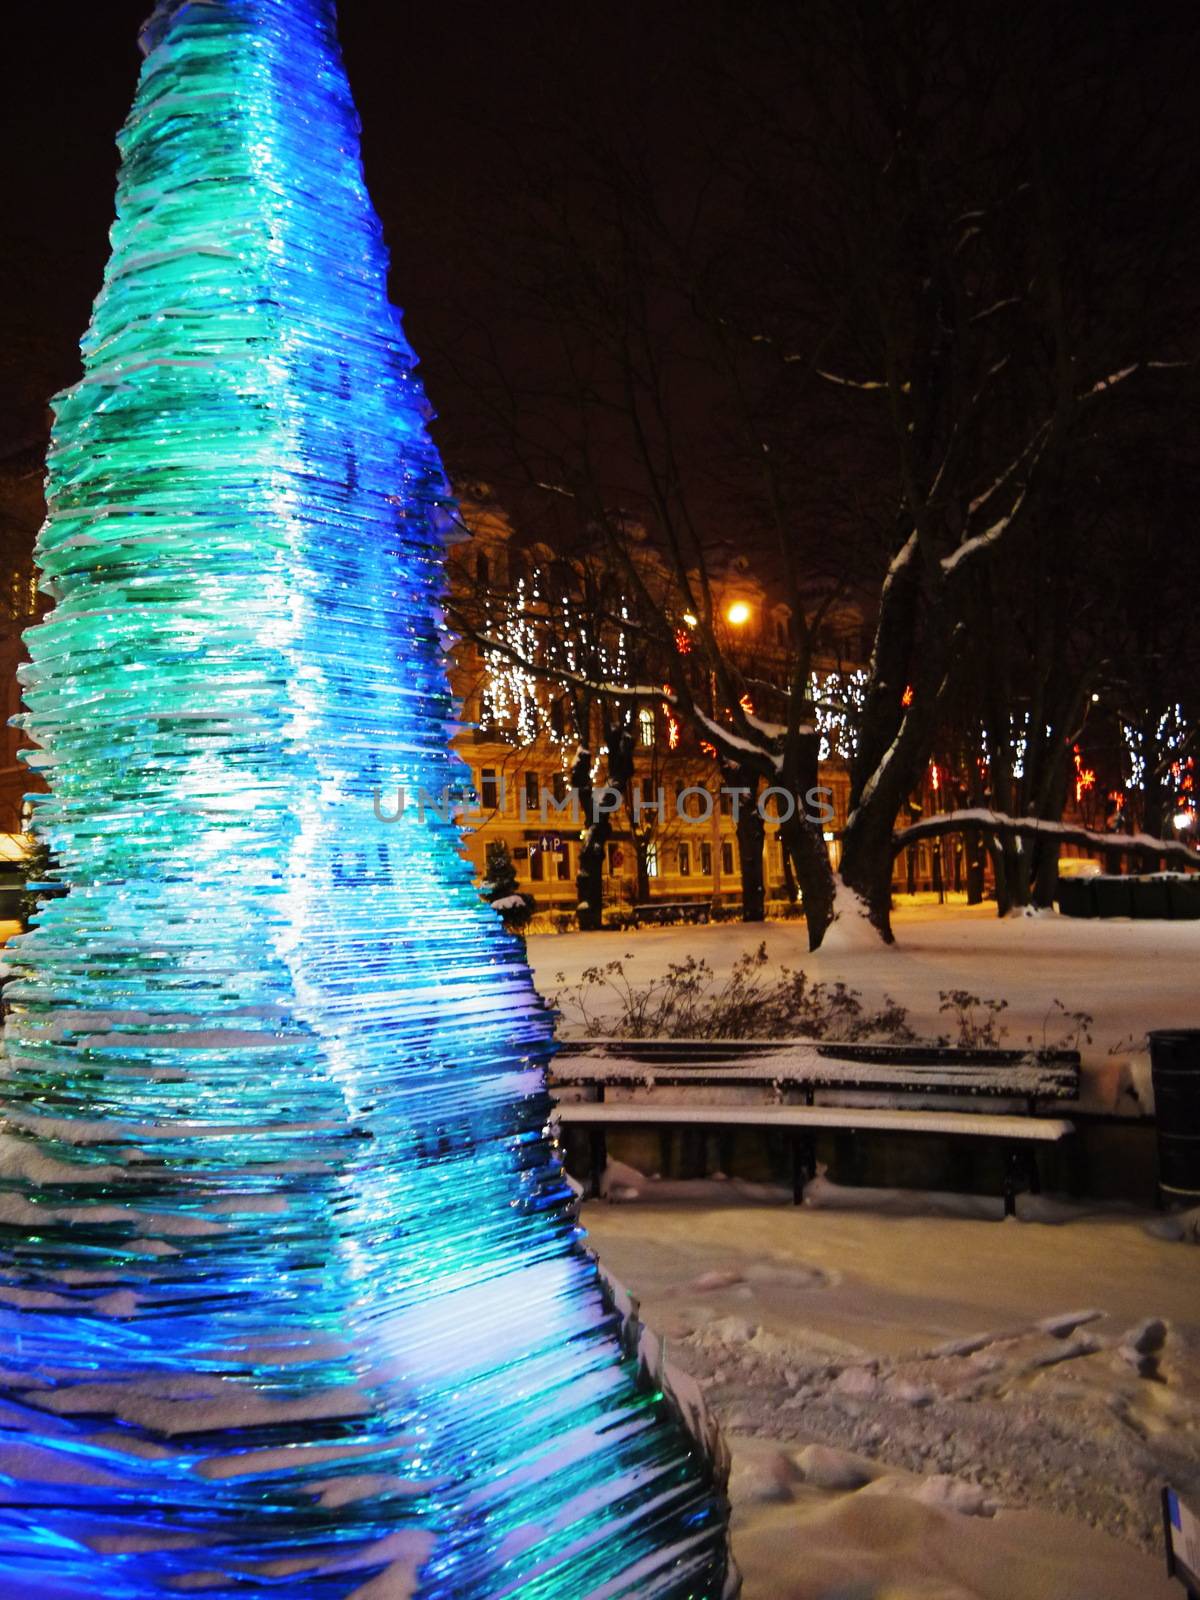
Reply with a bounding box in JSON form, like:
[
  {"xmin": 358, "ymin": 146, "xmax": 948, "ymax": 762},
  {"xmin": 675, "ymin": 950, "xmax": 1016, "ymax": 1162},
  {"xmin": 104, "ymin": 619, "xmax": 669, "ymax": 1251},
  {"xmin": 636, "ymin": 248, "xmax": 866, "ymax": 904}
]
[
  {"xmin": 646, "ymin": 842, "xmax": 659, "ymax": 878},
  {"xmin": 638, "ymin": 708, "xmax": 655, "ymax": 747}
]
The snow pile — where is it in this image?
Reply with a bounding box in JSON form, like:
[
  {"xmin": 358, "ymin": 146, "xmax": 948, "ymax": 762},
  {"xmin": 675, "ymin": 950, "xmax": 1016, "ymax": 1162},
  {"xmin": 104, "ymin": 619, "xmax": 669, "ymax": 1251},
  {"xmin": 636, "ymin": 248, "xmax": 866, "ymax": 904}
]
[{"xmin": 581, "ymin": 1173, "xmax": 1200, "ymax": 1596}]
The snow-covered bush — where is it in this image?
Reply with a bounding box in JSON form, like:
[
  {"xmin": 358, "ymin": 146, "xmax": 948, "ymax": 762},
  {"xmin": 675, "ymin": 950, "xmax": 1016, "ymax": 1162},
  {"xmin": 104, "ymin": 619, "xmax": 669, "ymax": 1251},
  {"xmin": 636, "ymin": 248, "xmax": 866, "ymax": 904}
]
[
  {"xmin": 937, "ymin": 990, "xmax": 1009, "ymax": 1048},
  {"xmin": 481, "ymin": 841, "xmax": 535, "ymax": 934},
  {"xmin": 551, "ymin": 943, "xmax": 913, "ymax": 1041},
  {"xmin": 935, "ymin": 990, "xmax": 1093, "ymax": 1050}
]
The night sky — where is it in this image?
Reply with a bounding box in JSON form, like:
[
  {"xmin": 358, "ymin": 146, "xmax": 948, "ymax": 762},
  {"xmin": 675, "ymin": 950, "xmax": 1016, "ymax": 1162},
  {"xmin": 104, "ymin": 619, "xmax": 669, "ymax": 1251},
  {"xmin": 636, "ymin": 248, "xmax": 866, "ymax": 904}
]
[
  {"xmin": 1, "ymin": 1, "xmax": 683, "ymax": 458},
  {"xmin": 4, "ymin": 0, "xmax": 1197, "ymax": 568}
]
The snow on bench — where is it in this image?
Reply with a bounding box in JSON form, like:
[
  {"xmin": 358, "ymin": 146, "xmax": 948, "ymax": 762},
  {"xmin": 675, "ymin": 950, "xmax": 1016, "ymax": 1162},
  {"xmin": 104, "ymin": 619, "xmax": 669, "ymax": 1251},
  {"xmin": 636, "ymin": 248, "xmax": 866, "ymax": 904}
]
[
  {"xmin": 550, "ymin": 1038, "xmax": 1079, "ymax": 1216},
  {"xmin": 553, "ymin": 1102, "xmax": 1074, "ymax": 1142},
  {"xmin": 552, "ymin": 1039, "xmax": 1080, "ymax": 1107}
]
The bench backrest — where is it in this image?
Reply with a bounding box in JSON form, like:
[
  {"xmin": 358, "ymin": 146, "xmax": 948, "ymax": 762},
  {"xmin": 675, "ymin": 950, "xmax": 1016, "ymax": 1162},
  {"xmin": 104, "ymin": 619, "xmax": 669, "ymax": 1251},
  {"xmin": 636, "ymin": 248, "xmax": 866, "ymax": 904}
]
[{"xmin": 553, "ymin": 1037, "xmax": 1080, "ymax": 1101}]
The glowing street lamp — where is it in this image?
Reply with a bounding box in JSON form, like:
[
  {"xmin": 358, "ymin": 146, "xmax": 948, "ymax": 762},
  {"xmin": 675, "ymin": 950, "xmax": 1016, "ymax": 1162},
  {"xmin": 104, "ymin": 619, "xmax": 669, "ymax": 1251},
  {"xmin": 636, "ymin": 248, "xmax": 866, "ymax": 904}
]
[{"xmin": 726, "ymin": 600, "xmax": 751, "ymax": 627}]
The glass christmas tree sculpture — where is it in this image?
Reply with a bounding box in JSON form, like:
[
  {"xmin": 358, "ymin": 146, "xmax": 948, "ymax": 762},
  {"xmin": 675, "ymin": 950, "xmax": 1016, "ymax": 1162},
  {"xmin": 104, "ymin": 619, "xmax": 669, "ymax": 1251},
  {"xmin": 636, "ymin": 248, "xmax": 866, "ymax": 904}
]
[{"xmin": 0, "ymin": 1, "xmax": 734, "ymax": 1594}]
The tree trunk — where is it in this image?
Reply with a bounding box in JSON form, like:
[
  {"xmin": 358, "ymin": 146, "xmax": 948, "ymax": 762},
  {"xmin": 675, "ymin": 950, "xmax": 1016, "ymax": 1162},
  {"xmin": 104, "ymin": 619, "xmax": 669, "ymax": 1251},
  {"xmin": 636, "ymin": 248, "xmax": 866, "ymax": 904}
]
[
  {"xmin": 964, "ymin": 751, "xmax": 988, "ymax": 904},
  {"xmin": 634, "ymin": 836, "xmax": 651, "ymax": 904},
  {"xmin": 988, "ymin": 833, "xmax": 1012, "ymax": 916},
  {"xmin": 1031, "ymin": 766, "xmax": 1072, "ymax": 908},
  {"xmin": 781, "ymin": 810, "xmax": 836, "ymax": 950},
  {"xmin": 730, "ymin": 768, "xmax": 765, "ymax": 922},
  {"xmin": 572, "ymin": 745, "xmax": 605, "ymax": 932},
  {"xmin": 843, "ymin": 619, "xmax": 946, "ymax": 942},
  {"xmin": 778, "ymin": 734, "xmax": 837, "ymax": 949},
  {"xmin": 965, "ymin": 832, "xmax": 986, "ymax": 904},
  {"xmin": 572, "ymin": 726, "xmax": 635, "ymax": 933},
  {"xmin": 781, "ymin": 843, "xmax": 798, "ymax": 905},
  {"xmin": 1002, "ymin": 834, "xmax": 1031, "ymax": 909},
  {"xmin": 839, "ymin": 803, "xmax": 898, "ymax": 941}
]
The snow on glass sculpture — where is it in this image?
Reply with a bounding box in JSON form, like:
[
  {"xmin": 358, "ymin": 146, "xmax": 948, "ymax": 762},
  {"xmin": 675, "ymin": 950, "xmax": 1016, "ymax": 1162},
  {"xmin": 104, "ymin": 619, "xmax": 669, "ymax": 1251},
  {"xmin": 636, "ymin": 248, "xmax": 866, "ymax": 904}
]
[{"xmin": 0, "ymin": 0, "xmax": 735, "ymax": 1594}]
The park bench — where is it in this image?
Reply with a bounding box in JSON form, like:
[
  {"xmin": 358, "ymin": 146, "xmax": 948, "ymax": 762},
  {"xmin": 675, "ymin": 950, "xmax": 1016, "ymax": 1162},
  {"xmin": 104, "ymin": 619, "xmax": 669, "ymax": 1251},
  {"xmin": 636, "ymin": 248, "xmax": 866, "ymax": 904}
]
[
  {"xmin": 632, "ymin": 900, "xmax": 713, "ymax": 927},
  {"xmin": 550, "ymin": 1038, "xmax": 1080, "ymax": 1217}
]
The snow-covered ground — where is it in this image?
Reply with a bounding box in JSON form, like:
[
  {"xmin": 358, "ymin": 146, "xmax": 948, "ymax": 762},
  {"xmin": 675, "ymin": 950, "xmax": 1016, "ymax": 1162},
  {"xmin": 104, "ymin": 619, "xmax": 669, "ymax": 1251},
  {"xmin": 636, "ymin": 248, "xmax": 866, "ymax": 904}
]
[
  {"xmin": 585, "ymin": 1175, "xmax": 1200, "ymax": 1600},
  {"xmin": 542, "ymin": 906, "xmax": 1199, "ymax": 1592},
  {"xmin": 530, "ymin": 901, "xmax": 1200, "ymax": 1114}
]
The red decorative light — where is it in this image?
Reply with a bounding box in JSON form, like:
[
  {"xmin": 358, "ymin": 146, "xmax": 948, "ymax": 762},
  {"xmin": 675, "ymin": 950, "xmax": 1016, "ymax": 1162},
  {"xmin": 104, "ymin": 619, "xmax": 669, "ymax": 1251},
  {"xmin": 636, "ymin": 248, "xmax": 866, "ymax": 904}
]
[
  {"xmin": 1073, "ymin": 745, "xmax": 1096, "ymax": 803},
  {"xmin": 901, "ymin": 685, "xmax": 914, "ymax": 707}
]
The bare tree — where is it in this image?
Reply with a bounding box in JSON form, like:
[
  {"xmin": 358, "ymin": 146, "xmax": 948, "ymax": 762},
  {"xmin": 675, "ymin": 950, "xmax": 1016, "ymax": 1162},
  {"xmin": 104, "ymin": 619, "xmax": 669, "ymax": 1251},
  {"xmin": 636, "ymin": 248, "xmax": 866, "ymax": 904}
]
[{"xmin": 428, "ymin": 0, "xmax": 1198, "ymax": 943}]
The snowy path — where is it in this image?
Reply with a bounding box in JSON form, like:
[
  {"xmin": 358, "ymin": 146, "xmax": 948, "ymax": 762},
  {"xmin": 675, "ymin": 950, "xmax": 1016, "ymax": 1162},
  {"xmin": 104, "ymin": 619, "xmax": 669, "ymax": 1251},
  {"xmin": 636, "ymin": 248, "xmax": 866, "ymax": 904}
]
[
  {"xmin": 530, "ymin": 902, "xmax": 1200, "ymax": 1113},
  {"xmin": 584, "ymin": 1181, "xmax": 1200, "ymax": 1600}
]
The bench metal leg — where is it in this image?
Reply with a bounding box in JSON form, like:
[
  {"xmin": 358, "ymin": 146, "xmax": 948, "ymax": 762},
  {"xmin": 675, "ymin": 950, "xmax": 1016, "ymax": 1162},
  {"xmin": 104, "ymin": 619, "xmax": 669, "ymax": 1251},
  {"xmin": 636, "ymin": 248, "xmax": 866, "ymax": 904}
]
[
  {"xmin": 834, "ymin": 1130, "xmax": 864, "ymax": 1188},
  {"xmin": 657, "ymin": 1128, "xmax": 674, "ymax": 1180},
  {"xmin": 791, "ymin": 1132, "xmax": 815, "ymax": 1204},
  {"xmin": 588, "ymin": 1129, "xmax": 608, "ymax": 1199},
  {"xmin": 717, "ymin": 1130, "xmax": 735, "ymax": 1178},
  {"xmin": 1025, "ymin": 1146, "xmax": 1041, "ymax": 1197},
  {"xmin": 1002, "ymin": 1145, "xmax": 1021, "ymax": 1218}
]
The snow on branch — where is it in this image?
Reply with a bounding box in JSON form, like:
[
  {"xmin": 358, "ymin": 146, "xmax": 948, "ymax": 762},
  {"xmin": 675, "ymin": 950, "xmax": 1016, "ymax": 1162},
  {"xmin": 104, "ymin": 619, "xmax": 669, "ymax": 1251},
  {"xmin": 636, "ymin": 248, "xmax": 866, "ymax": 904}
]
[
  {"xmin": 966, "ymin": 422, "xmax": 1047, "ymax": 518},
  {"xmin": 941, "ymin": 489, "xmax": 1026, "ymax": 574},
  {"xmin": 742, "ymin": 709, "xmax": 791, "ymax": 742},
  {"xmin": 847, "ymin": 713, "xmax": 909, "ymax": 825},
  {"xmin": 970, "ymin": 296, "xmax": 1022, "ymax": 324},
  {"xmin": 893, "ymin": 808, "xmax": 1200, "ymax": 870},
  {"xmin": 812, "ymin": 368, "xmax": 888, "ymax": 391},
  {"xmin": 692, "ymin": 706, "xmax": 778, "ymax": 769},
  {"xmin": 1083, "ymin": 365, "xmax": 1139, "ymax": 397},
  {"xmin": 944, "ymin": 422, "xmax": 1049, "ymax": 574},
  {"xmin": 883, "ymin": 530, "xmax": 918, "ymax": 590},
  {"xmin": 1081, "ymin": 358, "xmax": 1195, "ymax": 400}
]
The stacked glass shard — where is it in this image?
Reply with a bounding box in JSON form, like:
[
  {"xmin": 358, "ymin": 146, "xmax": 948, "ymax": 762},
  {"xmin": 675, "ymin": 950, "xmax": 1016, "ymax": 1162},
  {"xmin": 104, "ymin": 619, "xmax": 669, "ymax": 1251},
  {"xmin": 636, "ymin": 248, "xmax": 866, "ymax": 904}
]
[{"xmin": 0, "ymin": 1, "xmax": 733, "ymax": 1594}]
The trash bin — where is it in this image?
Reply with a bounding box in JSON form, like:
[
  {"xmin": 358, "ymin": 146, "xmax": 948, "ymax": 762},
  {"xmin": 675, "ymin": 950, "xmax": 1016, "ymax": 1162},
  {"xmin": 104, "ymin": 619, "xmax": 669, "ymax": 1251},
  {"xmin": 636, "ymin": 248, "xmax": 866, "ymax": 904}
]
[
  {"xmin": 1056, "ymin": 877, "xmax": 1095, "ymax": 918},
  {"xmin": 1092, "ymin": 875, "xmax": 1134, "ymax": 917},
  {"xmin": 1169, "ymin": 876, "xmax": 1200, "ymax": 921},
  {"xmin": 1134, "ymin": 876, "xmax": 1172, "ymax": 919},
  {"xmin": 1149, "ymin": 1030, "xmax": 1200, "ymax": 1205}
]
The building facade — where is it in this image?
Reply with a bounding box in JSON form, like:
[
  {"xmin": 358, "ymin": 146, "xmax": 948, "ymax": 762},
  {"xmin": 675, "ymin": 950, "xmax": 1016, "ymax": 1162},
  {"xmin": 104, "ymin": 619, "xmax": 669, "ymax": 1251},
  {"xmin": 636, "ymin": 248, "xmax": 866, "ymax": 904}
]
[{"xmin": 446, "ymin": 502, "xmax": 862, "ymax": 917}]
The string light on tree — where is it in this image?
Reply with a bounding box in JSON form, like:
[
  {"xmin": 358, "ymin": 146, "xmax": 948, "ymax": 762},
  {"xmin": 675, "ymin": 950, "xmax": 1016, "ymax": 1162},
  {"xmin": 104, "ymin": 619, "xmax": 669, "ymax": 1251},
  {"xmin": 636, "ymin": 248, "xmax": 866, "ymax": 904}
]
[{"xmin": 811, "ymin": 668, "xmax": 868, "ymax": 761}]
